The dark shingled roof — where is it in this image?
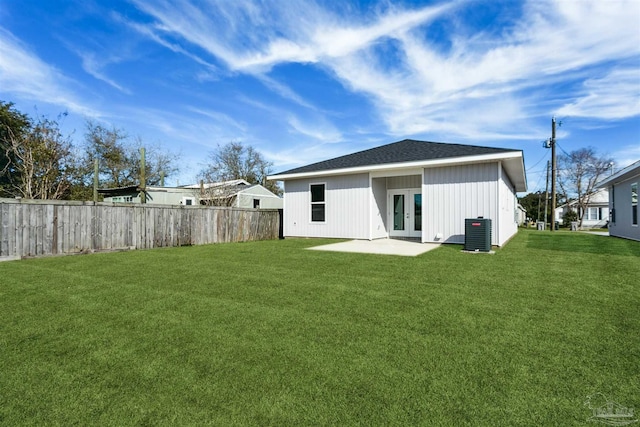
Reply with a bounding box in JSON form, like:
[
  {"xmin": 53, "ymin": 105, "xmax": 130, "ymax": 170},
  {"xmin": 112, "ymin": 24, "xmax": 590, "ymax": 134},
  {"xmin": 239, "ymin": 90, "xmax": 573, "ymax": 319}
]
[{"xmin": 274, "ymin": 139, "xmax": 521, "ymax": 176}]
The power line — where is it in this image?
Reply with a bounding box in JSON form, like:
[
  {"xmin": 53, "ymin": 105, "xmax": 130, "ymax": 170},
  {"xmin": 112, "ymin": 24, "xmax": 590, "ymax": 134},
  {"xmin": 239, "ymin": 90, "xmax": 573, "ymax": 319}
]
[
  {"xmin": 526, "ymin": 150, "xmax": 550, "ymax": 172},
  {"xmin": 555, "ymin": 141, "xmax": 571, "ymax": 158}
]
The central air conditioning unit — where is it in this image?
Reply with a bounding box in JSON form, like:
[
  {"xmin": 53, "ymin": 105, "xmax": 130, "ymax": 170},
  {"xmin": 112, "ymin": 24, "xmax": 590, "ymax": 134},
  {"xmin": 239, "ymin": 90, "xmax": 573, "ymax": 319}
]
[{"xmin": 464, "ymin": 218, "xmax": 492, "ymax": 252}]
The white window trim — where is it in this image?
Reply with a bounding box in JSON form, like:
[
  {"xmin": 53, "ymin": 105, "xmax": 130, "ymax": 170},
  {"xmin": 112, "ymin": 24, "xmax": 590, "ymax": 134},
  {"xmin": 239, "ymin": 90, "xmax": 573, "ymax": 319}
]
[{"xmin": 309, "ymin": 182, "xmax": 326, "ymax": 224}]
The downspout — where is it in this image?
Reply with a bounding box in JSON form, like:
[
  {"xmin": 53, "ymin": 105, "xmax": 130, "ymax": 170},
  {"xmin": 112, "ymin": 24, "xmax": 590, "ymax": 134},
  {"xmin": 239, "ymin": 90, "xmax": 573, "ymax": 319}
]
[
  {"xmin": 368, "ymin": 173, "xmax": 372, "ymax": 240},
  {"xmin": 421, "ymin": 167, "xmax": 425, "ymax": 243},
  {"xmin": 496, "ymin": 162, "xmax": 502, "ymax": 246}
]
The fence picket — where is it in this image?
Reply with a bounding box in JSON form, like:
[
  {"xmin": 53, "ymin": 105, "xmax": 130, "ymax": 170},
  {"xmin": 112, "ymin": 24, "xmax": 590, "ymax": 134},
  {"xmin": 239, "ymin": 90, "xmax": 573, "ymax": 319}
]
[{"xmin": 0, "ymin": 199, "xmax": 281, "ymax": 258}]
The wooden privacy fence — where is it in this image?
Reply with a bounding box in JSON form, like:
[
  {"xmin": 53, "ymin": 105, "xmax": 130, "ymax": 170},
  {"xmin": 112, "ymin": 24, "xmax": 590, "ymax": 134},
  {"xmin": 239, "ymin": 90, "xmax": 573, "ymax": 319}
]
[{"xmin": 0, "ymin": 198, "xmax": 281, "ymax": 258}]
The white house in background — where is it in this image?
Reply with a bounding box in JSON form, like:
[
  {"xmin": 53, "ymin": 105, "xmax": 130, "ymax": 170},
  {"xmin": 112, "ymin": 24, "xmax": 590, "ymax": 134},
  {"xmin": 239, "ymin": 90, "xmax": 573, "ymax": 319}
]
[
  {"xmin": 182, "ymin": 179, "xmax": 283, "ymax": 209},
  {"xmin": 554, "ymin": 188, "xmax": 609, "ymax": 228},
  {"xmin": 268, "ymin": 139, "xmax": 527, "ymax": 246},
  {"xmin": 597, "ymin": 160, "xmax": 640, "ymax": 241},
  {"xmin": 99, "ymin": 179, "xmax": 283, "ymax": 209},
  {"xmin": 516, "ymin": 204, "xmax": 527, "ymax": 226}
]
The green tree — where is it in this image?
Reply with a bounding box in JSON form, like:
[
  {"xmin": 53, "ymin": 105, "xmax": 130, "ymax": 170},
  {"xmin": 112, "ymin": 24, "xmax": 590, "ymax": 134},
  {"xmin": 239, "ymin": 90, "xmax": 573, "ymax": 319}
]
[{"xmin": 518, "ymin": 191, "xmax": 562, "ymax": 223}]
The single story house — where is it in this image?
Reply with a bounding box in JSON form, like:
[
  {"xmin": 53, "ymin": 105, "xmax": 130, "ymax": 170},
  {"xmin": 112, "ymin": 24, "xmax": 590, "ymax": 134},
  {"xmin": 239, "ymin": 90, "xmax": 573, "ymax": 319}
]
[
  {"xmin": 554, "ymin": 188, "xmax": 609, "ymax": 228},
  {"xmin": 596, "ymin": 160, "xmax": 640, "ymax": 241},
  {"xmin": 98, "ymin": 179, "xmax": 283, "ymax": 209},
  {"xmin": 516, "ymin": 203, "xmax": 527, "ymax": 226},
  {"xmin": 268, "ymin": 139, "xmax": 527, "ymax": 246},
  {"xmin": 182, "ymin": 179, "xmax": 283, "ymax": 209}
]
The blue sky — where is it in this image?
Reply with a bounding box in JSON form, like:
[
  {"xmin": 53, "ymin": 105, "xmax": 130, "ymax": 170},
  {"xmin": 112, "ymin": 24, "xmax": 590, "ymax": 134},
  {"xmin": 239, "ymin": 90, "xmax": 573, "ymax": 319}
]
[{"xmin": 1, "ymin": 0, "xmax": 639, "ymax": 193}]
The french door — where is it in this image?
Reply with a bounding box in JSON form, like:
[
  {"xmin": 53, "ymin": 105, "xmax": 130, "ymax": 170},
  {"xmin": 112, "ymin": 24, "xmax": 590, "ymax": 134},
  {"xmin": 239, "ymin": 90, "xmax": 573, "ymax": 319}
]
[{"xmin": 388, "ymin": 189, "xmax": 422, "ymax": 238}]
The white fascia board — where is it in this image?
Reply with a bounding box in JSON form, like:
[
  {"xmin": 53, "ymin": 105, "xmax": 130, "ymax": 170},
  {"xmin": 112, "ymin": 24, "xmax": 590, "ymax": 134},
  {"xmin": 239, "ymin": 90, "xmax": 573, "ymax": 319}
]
[
  {"xmin": 239, "ymin": 190, "xmax": 281, "ymax": 199},
  {"xmin": 597, "ymin": 160, "xmax": 640, "ymax": 188},
  {"xmin": 268, "ymin": 152, "xmax": 522, "ymax": 181},
  {"xmin": 237, "ymin": 185, "xmax": 280, "ymax": 198},
  {"xmin": 370, "ymin": 168, "xmax": 424, "ymax": 178}
]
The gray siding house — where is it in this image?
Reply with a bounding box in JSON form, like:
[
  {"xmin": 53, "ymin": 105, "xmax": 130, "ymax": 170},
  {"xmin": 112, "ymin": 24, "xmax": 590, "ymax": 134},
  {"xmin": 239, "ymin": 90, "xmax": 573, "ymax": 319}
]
[
  {"xmin": 268, "ymin": 139, "xmax": 527, "ymax": 246},
  {"xmin": 597, "ymin": 160, "xmax": 640, "ymax": 241},
  {"xmin": 99, "ymin": 179, "xmax": 283, "ymax": 209}
]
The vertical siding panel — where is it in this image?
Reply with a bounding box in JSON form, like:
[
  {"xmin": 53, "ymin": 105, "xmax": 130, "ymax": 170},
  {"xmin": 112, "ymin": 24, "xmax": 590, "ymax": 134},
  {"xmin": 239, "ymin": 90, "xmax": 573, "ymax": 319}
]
[
  {"xmin": 283, "ymin": 173, "xmax": 370, "ymax": 239},
  {"xmin": 424, "ymin": 163, "xmax": 499, "ymax": 244}
]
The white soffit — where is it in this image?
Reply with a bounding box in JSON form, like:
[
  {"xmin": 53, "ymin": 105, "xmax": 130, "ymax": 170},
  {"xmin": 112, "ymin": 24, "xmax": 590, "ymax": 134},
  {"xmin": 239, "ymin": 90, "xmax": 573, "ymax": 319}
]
[{"xmin": 269, "ymin": 152, "xmax": 524, "ymax": 183}]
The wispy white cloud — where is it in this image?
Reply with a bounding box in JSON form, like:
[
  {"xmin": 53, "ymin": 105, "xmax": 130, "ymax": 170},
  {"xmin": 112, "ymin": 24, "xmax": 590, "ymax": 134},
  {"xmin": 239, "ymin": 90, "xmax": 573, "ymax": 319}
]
[
  {"xmin": 322, "ymin": 0, "xmax": 640, "ymax": 139},
  {"xmin": 114, "ymin": 105, "xmax": 246, "ymax": 151},
  {"xmin": 0, "ymin": 27, "xmax": 99, "ymax": 117},
  {"xmin": 254, "ymin": 74, "xmax": 318, "ymax": 110},
  {"xmin": 556, "ymin": 68, "xmax": 640, "ymax": 119},
  {"xmin": 611, "ymin": 144, "xmax": 640, "ymax": 171},
  {"xmin": 286, "ymin": 115, "xmax": 342, "ymax": 143},
  {"xmin": 185, "ymin": 106, "xmax": 247, "ymax": 132},
  {"xmin": 129, "ymin": 0, "xmax": 639, "ymax": 144},
  {"xmin": 75, "ymin": 50, "xmax": 132, "ymax": 94},
  {"xmin": 230, "ymin": 2, "xmax": 459, "ymax": 70},
  {"xmin": 114, "ymin": 11, "xmax": 220, "ymax": 74}
]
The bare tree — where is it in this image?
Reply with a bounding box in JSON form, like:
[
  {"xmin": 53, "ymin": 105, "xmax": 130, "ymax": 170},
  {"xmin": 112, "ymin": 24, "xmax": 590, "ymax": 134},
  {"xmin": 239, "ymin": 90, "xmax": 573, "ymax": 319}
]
[
  {"xmin": 1, "ymin": 114, "xmax": 76, "ymax": 199},
  {"xmin": 199, "ymin": 141, "xmax": 281, "ymax": 196},
  {"xmin": 190, "ymin": 179, "xmax": 246, "ymax": 207},
  {"xmin": 557, "ymin": 147, "xmax": 612, "ymax": 227},
  {"xmin": 1, "ymin": 101, "xmax": 31, "ymax": 197}
]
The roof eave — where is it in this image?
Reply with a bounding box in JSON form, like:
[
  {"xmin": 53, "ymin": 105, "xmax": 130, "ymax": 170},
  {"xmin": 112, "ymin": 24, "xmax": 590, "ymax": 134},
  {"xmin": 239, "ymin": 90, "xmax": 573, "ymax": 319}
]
[
  {"xmin": 269, "ymin": 151, "xmax": 523, "ymax": 181},
  {"xmin": 597, "ymin": 160, "xmax": 640, "ymax": 188}
]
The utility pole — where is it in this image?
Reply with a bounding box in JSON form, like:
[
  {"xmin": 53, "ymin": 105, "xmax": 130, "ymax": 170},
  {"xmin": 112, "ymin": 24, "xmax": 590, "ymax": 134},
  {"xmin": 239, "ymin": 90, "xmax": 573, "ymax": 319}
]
[
  {"xmin": 93, "ymin": 158, "xmax": 99, "ymax": 202},
  {"xmin": 140, "ymin": 147, "xmax": 146, "ymax": 204},
  {"xmin": 550, "ymin": 117, "xmax": 557, "ymax": 232},
  {"xmin": 537, "ymin": 192, "xmax": 542, "ymax": 222},
  {"xmin": 544, "ymin": 160, "xmax": 549, "ymax": 226}
]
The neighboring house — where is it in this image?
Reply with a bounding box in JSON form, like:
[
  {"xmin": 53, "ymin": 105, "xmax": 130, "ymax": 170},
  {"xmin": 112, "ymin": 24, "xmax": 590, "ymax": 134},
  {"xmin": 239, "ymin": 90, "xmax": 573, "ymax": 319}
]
[
  {"xmin": 98, "ymin": 179, "xmax": 283, "ymax": 209},
  {"xmin": 516, "ymin": 204, "xmax": 527, "ymax": 226},
  {"xmin": 554, "ymin": 188, "xmax": 609, "ymax": 228},
  {"xmin": 183, "ymin": 179, "xmax": 283, "ymax": 209},
  {"xmin": 596, "ymin": 160, "xmax": 640, "ymax": 241},
  {"xmin": 268, "ymin": 139, "xmax": 527, "ymax": 246}
]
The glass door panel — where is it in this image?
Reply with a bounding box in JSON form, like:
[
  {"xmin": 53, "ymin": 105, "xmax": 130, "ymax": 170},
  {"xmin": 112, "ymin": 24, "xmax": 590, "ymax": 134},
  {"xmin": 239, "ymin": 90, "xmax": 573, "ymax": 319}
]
[
  {"xmin": 414, "ymin": 194, "xmax": 422, "ymax": 231},
  {"xmin": 393, "ymin": 194, "xmax": 405, "ymax": 231}
]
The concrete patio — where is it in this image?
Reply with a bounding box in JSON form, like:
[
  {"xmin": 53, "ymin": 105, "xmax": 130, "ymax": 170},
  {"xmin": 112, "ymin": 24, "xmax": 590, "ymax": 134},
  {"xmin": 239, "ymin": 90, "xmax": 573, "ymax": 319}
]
[{"xmin": 307, "ymin": 238, "xmax": 440, "ymax": 257}]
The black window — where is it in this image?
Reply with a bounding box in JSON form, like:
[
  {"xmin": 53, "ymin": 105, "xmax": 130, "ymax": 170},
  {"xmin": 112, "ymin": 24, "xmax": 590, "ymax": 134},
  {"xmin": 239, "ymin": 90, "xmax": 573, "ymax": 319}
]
[
  {"xmin": 632, "ymin": 183, "xmax": 638, "ymax": 226},
  {"xmin": 310, "ymin": 184, "xmax": 325, "ymax": 222}
]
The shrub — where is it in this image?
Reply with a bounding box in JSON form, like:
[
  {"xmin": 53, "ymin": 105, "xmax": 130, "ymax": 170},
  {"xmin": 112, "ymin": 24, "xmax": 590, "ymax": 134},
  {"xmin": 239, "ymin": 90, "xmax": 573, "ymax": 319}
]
[{"xmin": 562, "ymin": 209, "xmax": 578, "ymax": 226}]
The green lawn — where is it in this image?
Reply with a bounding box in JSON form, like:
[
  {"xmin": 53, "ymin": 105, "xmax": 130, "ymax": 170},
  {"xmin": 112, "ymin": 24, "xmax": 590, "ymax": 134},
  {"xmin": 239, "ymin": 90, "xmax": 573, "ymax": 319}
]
[{"xmin": 1, "ymin": 229, "xmax": 639, "ymax": 426}]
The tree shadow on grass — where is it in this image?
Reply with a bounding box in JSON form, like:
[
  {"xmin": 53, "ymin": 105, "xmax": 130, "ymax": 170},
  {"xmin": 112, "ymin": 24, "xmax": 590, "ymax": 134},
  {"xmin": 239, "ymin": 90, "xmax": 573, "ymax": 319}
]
[{"xmin": 526, "ymin": 232, "xmax": 640, "ymax": 257}]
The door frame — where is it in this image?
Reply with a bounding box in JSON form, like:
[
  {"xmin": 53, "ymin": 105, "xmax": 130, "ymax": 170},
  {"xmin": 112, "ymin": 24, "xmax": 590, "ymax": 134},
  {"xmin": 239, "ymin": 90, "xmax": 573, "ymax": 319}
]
[{"xmin": 387, "ymin": 189, "xmax": 421, "ymax": 238}]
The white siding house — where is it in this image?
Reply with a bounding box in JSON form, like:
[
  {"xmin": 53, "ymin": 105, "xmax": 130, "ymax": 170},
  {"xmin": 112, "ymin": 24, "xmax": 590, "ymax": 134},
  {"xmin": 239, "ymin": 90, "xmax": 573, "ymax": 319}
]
[
  {"xmin": 597, "ymin": 160, "xmax": 640, "ymax": 241},
  {"xmin": 554, "ymin": 188, "xmax": 609, "ymax": 228},
  {"xmin": 269, "ymin": 139, "xmax": 527, "ymax": 246}
]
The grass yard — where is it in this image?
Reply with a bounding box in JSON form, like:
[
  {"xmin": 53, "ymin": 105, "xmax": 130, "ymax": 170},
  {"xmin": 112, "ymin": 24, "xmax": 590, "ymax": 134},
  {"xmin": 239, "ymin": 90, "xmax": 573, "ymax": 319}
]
[{"xmin": 1, "ymin": 229, "xmax": 639, "ymax": 426}]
